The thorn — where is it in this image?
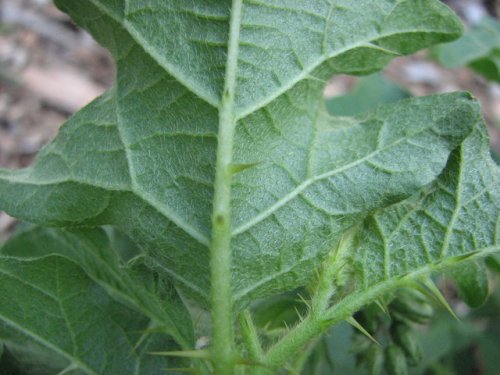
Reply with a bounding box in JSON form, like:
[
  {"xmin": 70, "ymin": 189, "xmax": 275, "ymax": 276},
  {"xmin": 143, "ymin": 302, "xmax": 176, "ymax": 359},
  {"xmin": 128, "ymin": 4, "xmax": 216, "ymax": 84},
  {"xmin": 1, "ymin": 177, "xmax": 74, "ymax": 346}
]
[
  {"xmin": 265, "ymin": 327, "xmax": 287, "ymax": 338},
  {"xmin": 150, "ymin": 350, "xmax": 210, "ymax": 359},
  {"xmin": 263, "ymin": 321, "xmax": 272, "ymax": 331},
  {"xmin": 419, "ymin": 279, "xmax": 458, "ymax": 320},
  {"xmin": 294, "ymin": 306, "xmax": 304, "ymax": 322},
  {"xmin": 297, "ymin": 293, "xmax": 312, "ymax": 310},
  {"xmin": 235, "ymin": 357, "xmax": 268, "ymax": 368},
  {"xmin": 229, "ymin": 162, "xmax": 260, "ymax": 175},
  {"xmin": 375, "ymin": 299, "xmax": 388, "ymax": 314},
  {"xmin": 454, "ymin": 251, "xmax": 480, "ymax": 262},
  {"xmin": 131, "ymin": 333, "xmax": 147, "ymax": 354},
  {"xmin": 283, "ymin": 320, "xmax": 290, "ymax": 333},
  {"xmin": 163, "ymin": 368, "xmax": 196, "ymax": 373},
  {"xmin": 346, "ymin": 317, "xmax": 379, "ymax": 345},
  {"xmin": 131, "ymin": 325, "xmax": 166, "ymax": 354}
]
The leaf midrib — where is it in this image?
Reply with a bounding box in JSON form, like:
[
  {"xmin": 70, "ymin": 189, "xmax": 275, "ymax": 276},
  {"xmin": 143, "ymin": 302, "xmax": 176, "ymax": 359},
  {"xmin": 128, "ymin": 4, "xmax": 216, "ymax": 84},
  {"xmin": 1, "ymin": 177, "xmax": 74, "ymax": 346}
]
[
  {"xmin": 87, "ymin": 0, "xmax": 219, "ymax": 107},
  {"xmin": 53, "ymin": 0, "xmax": 461, "ymax": 249},
  {"xmin": 88, "ymin": 0, "xmax": 454, "ymax": 119}
]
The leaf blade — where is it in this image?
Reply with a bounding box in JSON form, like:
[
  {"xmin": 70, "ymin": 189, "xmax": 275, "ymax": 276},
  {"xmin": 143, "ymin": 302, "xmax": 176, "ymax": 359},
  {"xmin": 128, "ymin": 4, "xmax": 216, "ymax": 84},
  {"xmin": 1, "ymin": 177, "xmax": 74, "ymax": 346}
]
[
  {"xmin": 0, "ymin": 226, "xmax": 194, "ymax": 349},
  {"xmin": 0, "ymin": 255, "xmax": 179, "ymax": 374},
  {"xmin": 0, "ymin": 0, "xmax": 477, "ymax": 305},
  {"xmin": 350, "ymin": 123, "xmax": 499, "ymax": 294}
]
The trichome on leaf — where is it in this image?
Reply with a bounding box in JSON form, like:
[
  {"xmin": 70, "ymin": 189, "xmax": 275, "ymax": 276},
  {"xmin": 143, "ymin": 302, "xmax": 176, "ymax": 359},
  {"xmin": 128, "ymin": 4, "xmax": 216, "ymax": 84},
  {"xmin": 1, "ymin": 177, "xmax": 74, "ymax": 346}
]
[{"xmin": 0, "ymin": 1, "xmax": 498, "ymax": 374}]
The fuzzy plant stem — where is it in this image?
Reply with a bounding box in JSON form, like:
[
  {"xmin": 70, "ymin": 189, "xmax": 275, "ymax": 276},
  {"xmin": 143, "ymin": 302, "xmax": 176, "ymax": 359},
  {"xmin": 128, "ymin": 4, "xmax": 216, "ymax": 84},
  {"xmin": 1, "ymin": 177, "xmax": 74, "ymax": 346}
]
[
  {"xmin": 239, "ymin": 310, "xmax": 270, "ymax": 375},
  {"xmin": 210, "ymin": 0, "xmax": 243, "ymax": 374},
  {"xmin": 262, "ymin": 232, "xmax": 355, "ymax": 370}
]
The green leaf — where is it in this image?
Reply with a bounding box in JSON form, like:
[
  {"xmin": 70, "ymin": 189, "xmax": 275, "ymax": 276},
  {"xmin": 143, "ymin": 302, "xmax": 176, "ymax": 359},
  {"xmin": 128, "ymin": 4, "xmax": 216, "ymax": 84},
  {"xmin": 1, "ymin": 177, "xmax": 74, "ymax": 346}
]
[
  {"xmin": 1, "ymin": 1, "xmax": 498, "ymax": 373},
  {"xmin": 350, "ymin": 122, "xmax": 499, "ymax": 296},
  {"xmin": 0, "ymin": 1, "xmax": 480, "ymax": 304},
  {"xmin": 259, "ymin": 118, "xmax": 498, "ymax": 371},
  {"xmin": 0, "ymin": 255, "xmax": 182, "ymax": 374},
  {"xmin": 1, "ymin": 226, "xmax": 194, "ymax": 349},
  {"xmin": 385, "ymin": 345, "xmax": 408, "ymax": 375},
  {"xmin": 486, "ymin": 253, "xmax": 500, "ymax": 273},
  {"xmin": 449, "ymin": 260, "xmax": 489, "ymax": 308},
  {"xmin": 433, "ymin": 16, "xmax": 500, "ymax": 82},
  {"xmin": 326, "ymin": 73, "xmax": 410, "ymax": 116}
]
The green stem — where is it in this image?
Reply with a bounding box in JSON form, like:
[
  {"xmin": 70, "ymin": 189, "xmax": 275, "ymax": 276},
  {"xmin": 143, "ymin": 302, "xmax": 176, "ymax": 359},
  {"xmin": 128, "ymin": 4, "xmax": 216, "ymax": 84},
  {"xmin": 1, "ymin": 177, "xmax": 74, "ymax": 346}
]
[
  {"xmin": 262, "ymin": 232, "xmax": 355, "ymax": 370},
  {"xmin": 239, "ymin": 310, "xmax": 268, "ymax": 375},
  {"xmin": 262, "ymin": 238, "xmax": 500, "ymax": 370},
  {"xmin": 263, "ymin": 255, "xmax": 463, "ymax": 369},
  {"xmin": 263, "ymin": 312, "xmax": 323, "ymax": 370},
  {"xmin": 210, "ymin": 1, "xmax": 242, "ymax": 374}
]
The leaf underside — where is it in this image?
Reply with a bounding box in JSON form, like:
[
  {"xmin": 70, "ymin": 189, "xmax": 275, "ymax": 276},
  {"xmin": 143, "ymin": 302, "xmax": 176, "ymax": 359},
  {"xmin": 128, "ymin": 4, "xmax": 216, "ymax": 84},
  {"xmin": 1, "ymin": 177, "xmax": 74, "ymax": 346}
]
[
  {"xmin": 0, "ymin": 254, "xmax": 182, "ymax": 375},
  {"xmin": 0, "ymin": 1, "xmax": 499, "ymax": 373},
  {"xmin": 0, "ymin": 0, "xmax": 476, "ymax": 303},
  {"xmin": 351, "ymin": 124, "xmax": 499, "ymax": 292}
]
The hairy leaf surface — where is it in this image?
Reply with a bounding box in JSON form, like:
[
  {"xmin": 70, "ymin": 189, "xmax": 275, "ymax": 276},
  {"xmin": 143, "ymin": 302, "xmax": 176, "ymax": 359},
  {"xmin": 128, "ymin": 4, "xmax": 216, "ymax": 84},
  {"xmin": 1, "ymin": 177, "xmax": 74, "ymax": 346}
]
[
  {"xmin": 0, "ymin": 0, "xmax": 476, "ymax": 305},
  {"xmin": 0, "ymin": 255, "xmax": 182, "ymax": 374},
  {"xmin": 350, "ymin": 124, "xmax": 499, "ymax": 294},
  {"xmin": 0, "ymin": 226, "xmax": 193, "ymax": 347}
]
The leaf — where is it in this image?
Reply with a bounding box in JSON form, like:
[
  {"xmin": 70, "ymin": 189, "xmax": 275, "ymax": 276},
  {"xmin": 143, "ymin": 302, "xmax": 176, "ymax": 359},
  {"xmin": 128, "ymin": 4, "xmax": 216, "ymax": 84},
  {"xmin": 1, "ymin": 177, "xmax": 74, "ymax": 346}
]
[
  {"xmin": 486, "ymin": 253, "xmax": 500, "ymax": 273},
  {"xmin": 0, "ymin": 346, "xmax": 31, "ymax": 375},
  {"xmin": 448, "ymin": 260, "xmax": 489, "ymax": 308},
  {"xmin": 350, "ymin": 122, "xmax": 499, "ymax": 297},
  {"xmin": 270, "ymin": 153, "xmax": 499, "ymax": 370},
  {"xmin": 433, "ymin": 16, "xmax": 500, "ymax": 82},
  {"xmin": 326, "ymin": 73, "xmax": 410, "ymax": 116},
  {"xmin": 0, "ymin": 226, "xmax": 194, "ymax": 349},
  {"xmin": 0, "ymin": 0, "xmax": 475, "ymax": 307},
  {"xmin": 0, "ymin": 255, "xmax": 183, "ymax": 375},
  {"xmin": 251, "ymin": 291, "xmax": 307, "ymax": 331},
  {"xmin": 301, "ymin": 322, "xmax": 357, "ymax": 375}
]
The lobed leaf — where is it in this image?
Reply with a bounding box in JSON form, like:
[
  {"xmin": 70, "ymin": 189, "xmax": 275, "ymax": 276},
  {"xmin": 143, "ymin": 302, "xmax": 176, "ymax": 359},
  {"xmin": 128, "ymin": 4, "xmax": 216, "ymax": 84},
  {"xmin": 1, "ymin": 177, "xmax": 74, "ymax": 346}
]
[
  {"xmin": 0, "ymin": 0, "xmax": 471, "ymax": 306},
  {"xmin": 261, "ymin": 125, "xmax": 499, "ymax": 369},
  {"xmin": 349, "ymin": 123, "xmax": 499, "ymax": 296}
]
